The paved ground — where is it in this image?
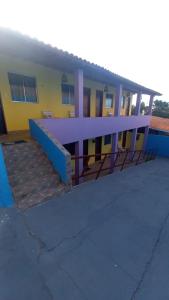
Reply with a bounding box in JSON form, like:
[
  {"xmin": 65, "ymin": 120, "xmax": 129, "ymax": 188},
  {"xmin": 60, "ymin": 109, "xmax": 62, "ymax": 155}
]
[{"xmin": 1, "ymin": 158, "xmax": 169, "ymax": 300}]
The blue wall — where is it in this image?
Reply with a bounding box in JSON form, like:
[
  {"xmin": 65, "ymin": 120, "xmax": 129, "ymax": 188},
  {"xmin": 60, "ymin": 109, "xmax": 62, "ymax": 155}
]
[
  {"xmin": 29, "ymin": 120, "xmax": 70, "ymax": 184},
  {"xmin": 0, "ymin": 145, "xmax": 14, "ymax": 207},
  {"xmin": 146, "ymin": 134, "xmax": 169, "ymax": 157}
]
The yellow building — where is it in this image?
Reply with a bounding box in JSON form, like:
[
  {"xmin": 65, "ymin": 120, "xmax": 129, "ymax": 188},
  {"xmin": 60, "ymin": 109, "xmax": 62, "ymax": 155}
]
[{"xmin": 0, "ymin": 28, "xmax": 160, "ymax": 161}]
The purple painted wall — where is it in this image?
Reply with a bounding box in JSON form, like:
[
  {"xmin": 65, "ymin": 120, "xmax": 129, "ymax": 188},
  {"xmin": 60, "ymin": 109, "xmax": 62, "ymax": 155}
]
[{"xmin": 37, "ymin": 115, "xmax": 150, "ymax": 144}]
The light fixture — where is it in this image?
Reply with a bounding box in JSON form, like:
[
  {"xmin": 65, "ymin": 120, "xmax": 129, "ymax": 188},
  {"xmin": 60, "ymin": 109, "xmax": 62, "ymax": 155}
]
[{"xmin": 61, "ymin": 73, "xmax": 68, "ymax": 83}]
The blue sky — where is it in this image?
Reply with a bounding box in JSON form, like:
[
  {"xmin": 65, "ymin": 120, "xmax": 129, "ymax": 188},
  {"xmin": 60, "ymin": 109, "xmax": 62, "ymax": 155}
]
[{"xmin": 0, "ymin": 0, "xmax": 168, "ymax": 103}]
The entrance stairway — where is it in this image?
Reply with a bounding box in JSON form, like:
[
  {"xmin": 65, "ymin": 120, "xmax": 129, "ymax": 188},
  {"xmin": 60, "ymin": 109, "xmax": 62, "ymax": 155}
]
[{"xmin": 3, "ymin": 141, "xmax": 67, "ymax": 209}]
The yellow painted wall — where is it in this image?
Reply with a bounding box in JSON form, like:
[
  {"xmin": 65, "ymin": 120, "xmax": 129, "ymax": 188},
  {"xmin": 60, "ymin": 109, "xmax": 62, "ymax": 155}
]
[
  {"xmin": 0, "ymin": 53, "xmax": 133, "ymax": 132},
  {"xmin": 125, "ymin": 131, "xmax": 144, "ymax": 151},
  {"xmin": 136, "ymin": 133, "xmax": 144, "ymax": 150}
]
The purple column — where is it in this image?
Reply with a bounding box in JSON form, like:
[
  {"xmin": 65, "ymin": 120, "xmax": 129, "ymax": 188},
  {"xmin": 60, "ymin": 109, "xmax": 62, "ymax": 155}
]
[
  {"xmin": 74, "ymin": 69, "xmax": 84, "ymax": 118},
  {"xmin": 130, "ymin": 92, "xmax": 141, "ymax": 158},
  {"xmin": 110, "ymin": 133, "xmax": 118, "ymax": 170},
  {"xmin": 135, "ymin": 92, "xmax": 142, "ymax": 115},
  {"xmin": 130, "ymin": 128, "xmax": 137, "ymax": 157},
  {"xmin": 112, "ymin": 133, "xmax": 118, "ymax": 152},
  {"xmin": 74, "ymin": 69, "xmax": 84, "ymax": 184},
  {"xmin": 75, "ymin": 140, "xmax": 83, "ymax": 184},
  {"xmin": 143, "ymin": 126, "xmax": 149, "ymax": 150},
  {"xmin": 147, "ymin": 95, "xmax": 154, "ymax": 115},
  {"xmin": 114, "ymin": 84, "xmax": 122, "ymax": 116},
  {"xmin": 111, "ymin": 85, "xmax": 122, "ymax": 169}
]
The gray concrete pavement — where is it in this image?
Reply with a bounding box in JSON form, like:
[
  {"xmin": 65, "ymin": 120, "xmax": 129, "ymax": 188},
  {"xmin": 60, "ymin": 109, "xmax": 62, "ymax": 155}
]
[{"xmin": 1, "ymin": 158, "xmax": 169, "ymax": 299}]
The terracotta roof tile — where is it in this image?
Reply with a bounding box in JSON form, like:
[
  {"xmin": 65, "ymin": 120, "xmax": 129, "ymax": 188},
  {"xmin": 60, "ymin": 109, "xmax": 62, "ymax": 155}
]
[{"xmin": 150, "ymin": 116, "xmax": 169, "ymax": 131}]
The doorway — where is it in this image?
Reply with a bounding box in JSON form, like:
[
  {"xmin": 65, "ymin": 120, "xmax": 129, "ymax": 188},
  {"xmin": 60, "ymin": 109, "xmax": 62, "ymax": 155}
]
[
  {"xmin": 83, "ymin": 139, "xmax": 89, "ymax": 167},
  {"xmin": 95, "ymin": 136, "xmax": 102, "ymax": 161},
  {"xmin": 96, "ymin": 90, "xmax": 103, "ymax": 117},
  {"xmin": 0, "ymin": 94, "xmax": 7, "ymax": 135},
  {"xmin": 122, "ymin": 131, "xmax": 127, "ymax": 148},
  {"xmin": 83, "ymin": 88, "xmax": 90, "ymax": 117}
]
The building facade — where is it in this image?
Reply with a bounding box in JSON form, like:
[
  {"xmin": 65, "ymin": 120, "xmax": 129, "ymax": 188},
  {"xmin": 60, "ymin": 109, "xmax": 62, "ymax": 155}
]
[{"xmin": 0, "ymin": 28, "xmax": 161, "ymax": 180}]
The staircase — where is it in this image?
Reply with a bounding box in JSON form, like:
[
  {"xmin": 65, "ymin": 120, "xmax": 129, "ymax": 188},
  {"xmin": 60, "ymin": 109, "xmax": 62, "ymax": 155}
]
[{"xmin": 3, "ymin": 141, "xmax": 67, "ymax": 209}]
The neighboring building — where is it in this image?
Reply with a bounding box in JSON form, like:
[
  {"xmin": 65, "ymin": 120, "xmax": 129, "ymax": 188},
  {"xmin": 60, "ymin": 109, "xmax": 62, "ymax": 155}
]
[
  {"xmin": 150, "ymin": 116, "xmax": 169, "ymax": 135},
  {"xmin": 0, "ymin": 28, "xmax": 161, "ymax": 181}
]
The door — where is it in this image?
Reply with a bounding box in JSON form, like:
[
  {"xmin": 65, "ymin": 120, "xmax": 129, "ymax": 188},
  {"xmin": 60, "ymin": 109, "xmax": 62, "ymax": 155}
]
[
  {"xmin": 95, "ymin": 136, "xmax": 102, "ymax": 161},
  {"xmin": 83, "ymin": 88, "xmax": 90, "ymax": 117},
  {"xmin": 122, "ymin": 131, "xmax": 127, "ymax": 148},
  {"xmin": 83, "ymin": 139, "xmax": 88, "ymax": 167},
  {"xmin": 0, "ymin": 95, "xmax": 7, "ymax": 135},
  {"xmin": 96, "ymin": 91, "xmax": 103, "ymax": 117}
]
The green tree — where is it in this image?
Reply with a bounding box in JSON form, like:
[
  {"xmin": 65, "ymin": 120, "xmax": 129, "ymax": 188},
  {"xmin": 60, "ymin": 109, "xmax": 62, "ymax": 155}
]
[
  {"xmin": 152, "ymin": 100, "xmax": 169, "ymax": 118},
  {"xmin": 131, "ymin": 101, "xmax": 146, "ymax": 115}
]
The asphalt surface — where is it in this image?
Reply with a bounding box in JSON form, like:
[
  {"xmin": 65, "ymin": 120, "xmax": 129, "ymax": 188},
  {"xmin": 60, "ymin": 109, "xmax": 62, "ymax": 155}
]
[{"xmin": 1, "ymin": 158, "xmax": 169, "ymax": 300}]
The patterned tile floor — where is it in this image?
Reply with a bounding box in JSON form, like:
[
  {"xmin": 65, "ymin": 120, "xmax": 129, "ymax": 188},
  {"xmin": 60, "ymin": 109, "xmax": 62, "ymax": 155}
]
[{"xmin": 3, "ymin": 141, "xmax": 67, "ymax": 210}]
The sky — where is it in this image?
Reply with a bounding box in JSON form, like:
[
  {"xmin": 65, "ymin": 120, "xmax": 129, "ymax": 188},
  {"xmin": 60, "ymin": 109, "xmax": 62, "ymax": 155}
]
[{"xmin": 0, "ymin": 0, "xmax": 168, "ymax": 104}]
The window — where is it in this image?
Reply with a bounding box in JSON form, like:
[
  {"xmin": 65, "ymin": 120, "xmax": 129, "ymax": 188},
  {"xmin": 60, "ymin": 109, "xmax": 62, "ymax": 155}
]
[
  {"xmin": 104, "ymin": 134, "xmax": 111, "ymax": 145},
  {"xmin": 8, "ymin": 73, "xmax": 37, "ymax": 103},
  {"xmin": 105, "ymin": 93, "xmax": 113, "ymax": 108},
  {"xmin": 62, "ymin": 84, "xmax": 74, "ymax": 105},
  {"xmin": 121, "ymin": 96, "xmax": 125, "ymax": 108}
]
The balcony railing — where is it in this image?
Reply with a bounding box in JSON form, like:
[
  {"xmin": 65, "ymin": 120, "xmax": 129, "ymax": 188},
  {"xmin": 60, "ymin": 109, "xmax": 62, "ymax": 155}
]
[{"xmin": 71, "ymin": 149, "xmax": 156, "ymax": 185}]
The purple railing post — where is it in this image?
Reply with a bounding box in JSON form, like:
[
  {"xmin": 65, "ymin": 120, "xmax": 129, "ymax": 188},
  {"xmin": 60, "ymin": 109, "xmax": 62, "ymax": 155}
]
[{"xmin": 74, "ymin": 69, "xmax": 84, "ymax": 118}]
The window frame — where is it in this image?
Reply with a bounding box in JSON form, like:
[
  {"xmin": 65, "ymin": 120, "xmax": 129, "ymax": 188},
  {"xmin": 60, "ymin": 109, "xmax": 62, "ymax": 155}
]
[
  {"xmin": 105, "ymin": 93, "xmax": 114, "ymax": 109},
  {"xmin": 62, "ymin": 84, "xmax": 75, "ymax": 105},
  {"xmin": 8, "ymin": 73, "xmax": 38, "ymax": 104}
]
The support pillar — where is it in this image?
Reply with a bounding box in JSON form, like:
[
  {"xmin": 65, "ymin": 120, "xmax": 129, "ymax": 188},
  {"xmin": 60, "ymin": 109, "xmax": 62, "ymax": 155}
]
[
  {"xmin": 114, "ymin": 84, "xmax": 123, "ymax": 116},
  {"xmin": 143, "ymin": 126, "xmax": 149, "ymax": 151},
  {"xmin": 75, "ymin": 140, "xmax": 83, "ymax": 184},
  {"xmin": 147, "ymin": 95, "xmax": 154, "ymax": 115},
  {"xmin": 74, "ymin": 69, "xmax": 84, "ymax": 184},
  {"xmin": 130, "ymin": 128, "xmax": 137, "ymax": 158},
  {"xmin": 110, "ymin": 133, "xmax": 118, "ymax": 171},
  {"xmin": 74, "ymin": 69, "xmax": 84, "ymax": 118},
  {"xmin": 135, "ymin": 92, "xmax": 142, "ymax": 115}
]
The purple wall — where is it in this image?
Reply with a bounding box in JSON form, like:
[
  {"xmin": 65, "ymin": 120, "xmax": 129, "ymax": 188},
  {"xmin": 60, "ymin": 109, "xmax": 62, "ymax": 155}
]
[{"xmin": 37, "ymin": 115, "xmax": 150, "ymax": 144}]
